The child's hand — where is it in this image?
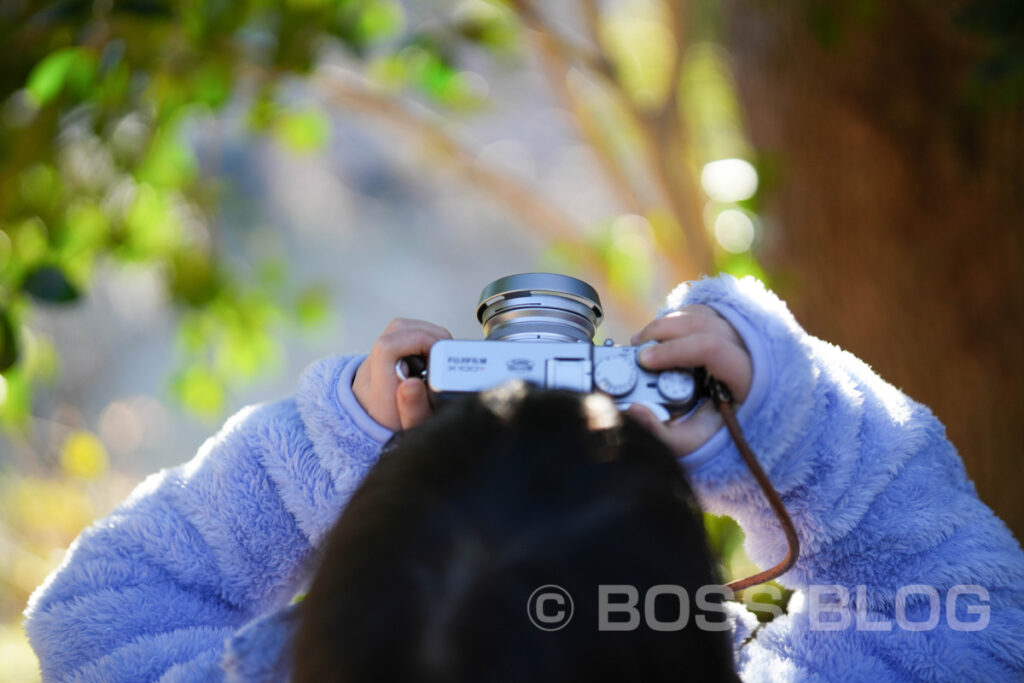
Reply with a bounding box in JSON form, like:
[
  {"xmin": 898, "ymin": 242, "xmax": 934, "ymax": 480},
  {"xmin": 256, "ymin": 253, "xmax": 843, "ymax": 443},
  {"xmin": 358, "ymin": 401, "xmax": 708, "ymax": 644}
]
[
  {"xmin": 353, "ymin": 318, "xmax": 452, "ymax": 431},
  {"xmin": 627, "ymin": 305, "xmax": 753, "ymax": 456}
]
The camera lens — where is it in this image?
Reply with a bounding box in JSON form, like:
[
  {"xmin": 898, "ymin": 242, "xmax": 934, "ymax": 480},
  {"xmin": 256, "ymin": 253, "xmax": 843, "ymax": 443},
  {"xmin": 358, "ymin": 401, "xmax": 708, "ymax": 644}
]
[{"xmin": 476, "ymin": 273, "xmax": 604, "ymax": 343}]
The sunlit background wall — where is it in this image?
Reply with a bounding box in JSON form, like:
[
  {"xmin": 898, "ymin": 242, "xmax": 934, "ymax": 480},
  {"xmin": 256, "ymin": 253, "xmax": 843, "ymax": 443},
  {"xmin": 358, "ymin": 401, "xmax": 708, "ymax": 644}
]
[{"xmin": 2, "ymin": 0, "xmax": 1022, "ymax": 678}]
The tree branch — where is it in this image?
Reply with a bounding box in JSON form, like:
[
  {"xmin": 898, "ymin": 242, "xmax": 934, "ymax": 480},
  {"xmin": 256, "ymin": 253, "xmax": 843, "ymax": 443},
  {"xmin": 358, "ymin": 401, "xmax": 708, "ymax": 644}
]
[
  {"xmin": 522, "ymin": 0, "xmax": 711, "ymax": 276},
  {"xmin": 645, "ymin": 0, "xmax": 713, "ymax": 275},
  {"xmin": 509, "ymin": 0, "xmax": 647, "ymax": 214}
]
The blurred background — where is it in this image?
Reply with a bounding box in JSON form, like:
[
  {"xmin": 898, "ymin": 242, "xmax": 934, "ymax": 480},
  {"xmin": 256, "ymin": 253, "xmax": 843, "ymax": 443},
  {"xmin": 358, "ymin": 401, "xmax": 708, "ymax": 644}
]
[{"xmin": 0, "ymin": 0, "xmax": 1021, "ymax": 678}]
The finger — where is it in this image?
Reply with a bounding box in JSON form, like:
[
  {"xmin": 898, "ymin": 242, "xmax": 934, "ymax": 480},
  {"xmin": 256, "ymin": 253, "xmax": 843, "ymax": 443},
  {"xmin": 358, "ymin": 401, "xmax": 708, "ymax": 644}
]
[
  {"xmin": 383, "ymin": 318, "xmax": 453, "ymax": 340},
  {"xmin": 397, "ymin": 379, "xmax": 432, "ymax": 430},
  {"xmin": 627, "ymin": 402, "xmax": 724, "ymax": 457},
  {"xmin": 373, "ymin": 328, "xmax": 450, "ymax": 364},
  {"xmin": 632, "ymin": 306, "xmax": 716, "ymax": 344},
  {"xmin": 662, "ymin": 401, "xmax": 725, "ymax": 455},
  {"xmin": 625, "ymin": 404, "xmax": 670, "ymax": 441},
  {"xmin": 637, "ymin": 334, "xmax": 752, "ymax": 401},
  {"xmin": 634, "ymin": 310, "xmax": 741, "ymax": 346},
  {"xmin": 632, "ymin": 306, "xmax": 741, "ymax": 347}
]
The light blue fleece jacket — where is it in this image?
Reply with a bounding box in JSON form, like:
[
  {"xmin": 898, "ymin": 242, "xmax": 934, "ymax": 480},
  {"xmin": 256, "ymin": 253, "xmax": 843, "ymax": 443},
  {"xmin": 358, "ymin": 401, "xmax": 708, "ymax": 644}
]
[{"xmin": 24, "ymin": 275, "xmax": 1024, "ymax": 681}]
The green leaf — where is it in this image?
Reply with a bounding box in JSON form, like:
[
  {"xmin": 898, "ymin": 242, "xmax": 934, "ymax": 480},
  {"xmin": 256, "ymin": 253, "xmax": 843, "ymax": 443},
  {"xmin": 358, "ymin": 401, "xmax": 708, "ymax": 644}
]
[
  {"xmin": 454, "ymin": 2, "xmax": 520, "ymax": 51},
  {"xmin": 61, "ymin": 200, "xmax": 109, "ymax": 256},
  {"xmin": 286, "ymin": 0, "xmax": 332, "ymax": 9},
  {"xmin": 273, "ymin": 108, "xmax": 330, "ymax": 154},
  {"xmin": 173, "ymin": 365, "xmax": 225, "ymax": 417},
  {"xmin": 357, "ymin": 2, "xmax": 405, "ymax": 42},
  {"xmin": 11, "ymin": 217, "xmax": 49, "ymax": 268},
  {"xmin": 26, "ymin": 50, "xmax": 78, "ymax": 104},
  {"xmin": 247, "ymin": 91, "xmax": 280, "ymax": 132},
  {"xmin": 21, "ymin": 266, "xmax": 80, "ymax": 304},
  {"xmin": 19, "ymin": 164, "xmax": 61, "ymax": 210},
  {"xmin": 61, "ymin": 251, "xmax": 96, "ymax": 291},
  {"xmin": 192, "ymin": 63, "xmax": 232, "ymax": 109},
  {"xmin": 703, "ymin": 513, "xmax": 745, "ymax": 564},
  {"xmin": 26, "ymin": 48, "xmax": 96, "ymax": 106},
  {"xmin": 0, "ymin": 310, "xmax": 18, "ymax": 373},
  {"xmin": 177, "ymin": 312, "xmax": 215, "ymax": 354},
  {"xmin": 21, "ymin": 330, "xmax": 59, "ymax": 381},
  {"xmin": 214, "ymin": 327, "xmax": 279, "ymax": 379},
  {"xmin": 125, "ymin": 184, "xmax": 184, "ymax": 256},
  {"xmin": 95, "ymin": 60, "xmax": 131, "ymax": 110},
  {"xmin": 137, "ymin": 131, "xmax": 198, "ymax": 188},
  {"xmin": 170, "ymin": 249, "xmax": 220, "ymax": 306},
  {"xmin": 403, "ymin": 46, "xmax": 457, "ymax": 99},
  {"xmin": 0, "ymin": 367, "xmax": 31, "ymax": 429},
  {"xmin": 0, "ymin": 230, "xmax": 11, "ymax": 272},
  {"xmin": 294, "ymin": 286, "xmax": 329, "ymax": 328},
  {"xmin": 436, "ymin": 71, "xmax": 488, "ymax": 109}
]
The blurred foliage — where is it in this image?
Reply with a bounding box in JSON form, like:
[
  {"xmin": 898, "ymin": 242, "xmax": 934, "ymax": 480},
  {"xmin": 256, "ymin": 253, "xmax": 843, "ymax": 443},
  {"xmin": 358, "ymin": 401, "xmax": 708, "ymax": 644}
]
[
  {"xmin": 0, "ymin": 0, "xmax": 772, "ymax": 429},
  {"xmin": 0, "ymin": 2, "xmax": 526, "ymax": 674},
  {"xmin": 0, "ymin": 439, "xmax": 137, "ymax": 681},
  {"xmin": 0, "ymin": 1, "xmax": 776, "ymax": 674},
  {"xmin": 0, "ymin": 0, "xmax": 522, "ymax": 428},
  {"xmin": 704, "ymin": 513, "xmax": 790, "ymax": 623}
]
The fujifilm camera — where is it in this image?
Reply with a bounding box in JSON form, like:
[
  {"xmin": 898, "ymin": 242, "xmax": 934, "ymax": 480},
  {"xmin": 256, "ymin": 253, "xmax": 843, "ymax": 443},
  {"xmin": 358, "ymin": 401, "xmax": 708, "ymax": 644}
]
[{"xmin": 404, "ymin": 273, "xmax": 702, "ymax": 421}]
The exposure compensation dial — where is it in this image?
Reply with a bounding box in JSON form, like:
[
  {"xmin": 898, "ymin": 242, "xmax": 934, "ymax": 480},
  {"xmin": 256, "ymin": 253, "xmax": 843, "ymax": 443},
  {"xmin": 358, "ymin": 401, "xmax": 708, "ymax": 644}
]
[{"xmin": 594, "ymin": 355, "xmax": 638, "ymax": 397}]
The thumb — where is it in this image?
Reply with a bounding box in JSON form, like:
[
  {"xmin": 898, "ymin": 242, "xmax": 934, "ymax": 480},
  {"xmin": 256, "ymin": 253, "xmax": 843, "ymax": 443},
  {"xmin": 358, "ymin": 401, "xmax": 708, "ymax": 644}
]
[
  {"xmin": 397, "ymin": 379, "xmax": 433, "ymax": 430},
  {"xmin": 625, "ymin": 404, "xmax": 669, "ymax": 440}
]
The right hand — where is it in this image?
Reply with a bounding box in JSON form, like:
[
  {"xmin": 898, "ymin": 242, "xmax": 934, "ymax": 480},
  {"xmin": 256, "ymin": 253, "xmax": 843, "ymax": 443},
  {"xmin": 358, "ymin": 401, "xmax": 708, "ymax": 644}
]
[
  {"xmin": 352, "ymin": 318, "xmax": 452, "ymax": 432},
  {"xmin": 627, "ymin": 305, "xmax": 753, "ymax": 456}
]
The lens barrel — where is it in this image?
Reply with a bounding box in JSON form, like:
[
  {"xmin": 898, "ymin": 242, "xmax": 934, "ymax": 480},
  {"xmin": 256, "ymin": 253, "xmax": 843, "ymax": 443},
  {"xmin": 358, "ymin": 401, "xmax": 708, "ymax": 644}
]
[{"xmin": 476, "ymin": 273, "xmax": 604, "ymax": 343}]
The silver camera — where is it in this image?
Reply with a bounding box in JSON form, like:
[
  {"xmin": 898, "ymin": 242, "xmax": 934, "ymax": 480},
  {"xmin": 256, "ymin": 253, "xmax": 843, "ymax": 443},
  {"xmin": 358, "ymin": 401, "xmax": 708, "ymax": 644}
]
[{"xmin": 411, "ymin": 273, "xmax": 701, "ymax": 421}]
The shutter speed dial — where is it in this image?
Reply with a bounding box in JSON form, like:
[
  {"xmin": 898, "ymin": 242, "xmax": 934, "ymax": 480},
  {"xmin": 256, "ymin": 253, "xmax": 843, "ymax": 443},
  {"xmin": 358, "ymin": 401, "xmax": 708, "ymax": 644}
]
[
  {"xmin": 594, "ymin": 355, "xmax": 638, "ymax": 397},
  {"xmin": 656, "ymin": 370, "xmax": 697, "ymax": 404}
]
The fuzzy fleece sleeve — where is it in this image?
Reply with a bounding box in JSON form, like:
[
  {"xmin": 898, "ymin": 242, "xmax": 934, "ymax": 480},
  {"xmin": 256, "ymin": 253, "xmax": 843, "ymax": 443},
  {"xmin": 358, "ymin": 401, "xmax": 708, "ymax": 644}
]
[
  {"xmin": 665, "ymin": 275, "xmax": 1024, "ymax": 681},
  {"xmin": 23, "ymin": 354, "xmax": 392, "ymax": 682}
]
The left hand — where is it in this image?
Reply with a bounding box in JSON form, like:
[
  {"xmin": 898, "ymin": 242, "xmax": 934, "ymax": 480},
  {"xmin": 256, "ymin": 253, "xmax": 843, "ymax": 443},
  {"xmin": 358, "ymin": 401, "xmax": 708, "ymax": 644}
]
[
  {"xmin": 352, "ymin": 318, "xmax": 452, "ymax": 431},
  {"xmin": 627, "ymin": 305, "xmax": 753, "ymax": 456}
]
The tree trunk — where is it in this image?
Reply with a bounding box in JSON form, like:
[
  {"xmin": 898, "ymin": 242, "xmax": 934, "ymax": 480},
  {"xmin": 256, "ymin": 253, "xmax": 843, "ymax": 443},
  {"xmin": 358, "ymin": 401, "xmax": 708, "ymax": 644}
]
[{"xmin": 723, "ymin": 0, "xmax": 1024, "ymax": 538}]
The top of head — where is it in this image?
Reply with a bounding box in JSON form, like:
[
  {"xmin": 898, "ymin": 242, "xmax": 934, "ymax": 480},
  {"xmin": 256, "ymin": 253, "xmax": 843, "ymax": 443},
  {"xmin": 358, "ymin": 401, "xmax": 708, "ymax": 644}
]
[{"xmin": 476, "ymin": 273, "xmax": 604, "ymax": 343}]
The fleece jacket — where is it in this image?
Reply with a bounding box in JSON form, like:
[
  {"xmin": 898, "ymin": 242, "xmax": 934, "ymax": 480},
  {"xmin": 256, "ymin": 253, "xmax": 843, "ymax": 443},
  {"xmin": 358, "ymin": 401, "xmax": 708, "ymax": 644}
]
[{"xmin": 24, "ymin": 275, "xmax": 1024, "ymax": 681}]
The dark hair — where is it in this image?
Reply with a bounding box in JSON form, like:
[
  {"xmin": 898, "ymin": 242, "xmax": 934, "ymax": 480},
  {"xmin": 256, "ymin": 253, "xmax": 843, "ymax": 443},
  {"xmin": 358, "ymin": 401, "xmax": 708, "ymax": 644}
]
[{"xmin": 294, "ymin": 385, "xmax": 736, "ymax": 682}]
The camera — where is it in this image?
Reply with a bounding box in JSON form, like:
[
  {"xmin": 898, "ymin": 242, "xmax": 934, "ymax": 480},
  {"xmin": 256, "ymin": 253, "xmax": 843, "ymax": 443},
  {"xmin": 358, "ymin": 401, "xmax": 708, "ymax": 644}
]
[{"xmin": 405, "ymin": 273, "xmax": 703, "ymax": 421}]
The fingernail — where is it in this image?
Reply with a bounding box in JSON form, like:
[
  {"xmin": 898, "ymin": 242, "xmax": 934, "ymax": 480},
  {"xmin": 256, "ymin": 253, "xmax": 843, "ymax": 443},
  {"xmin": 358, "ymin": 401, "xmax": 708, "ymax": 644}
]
[
  {"xmin": 399, "ymin": 379, "xmax": 422, "ymax": 397},
  {"xmin": 638, "ymin": 348, "xmax": 653, "ymax": 364}
]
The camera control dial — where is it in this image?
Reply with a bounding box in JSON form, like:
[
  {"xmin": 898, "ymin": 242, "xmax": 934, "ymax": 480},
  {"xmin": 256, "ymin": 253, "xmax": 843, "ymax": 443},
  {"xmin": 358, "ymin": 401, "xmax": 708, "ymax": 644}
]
[
  {"xmin": 656, "ymin": 370, "xmax": 697, "ymax": 404},
  {"xmin": 594, "ymin": 355, "xmax": 638, "ymax": 397}
]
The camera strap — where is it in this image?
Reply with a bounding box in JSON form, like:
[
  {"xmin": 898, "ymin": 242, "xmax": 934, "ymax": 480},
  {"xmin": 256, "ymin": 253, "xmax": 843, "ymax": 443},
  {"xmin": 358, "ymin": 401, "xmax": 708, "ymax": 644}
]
[{"xmin": 704, "ymin": 377, "xmax": 800, "ymax": 592}]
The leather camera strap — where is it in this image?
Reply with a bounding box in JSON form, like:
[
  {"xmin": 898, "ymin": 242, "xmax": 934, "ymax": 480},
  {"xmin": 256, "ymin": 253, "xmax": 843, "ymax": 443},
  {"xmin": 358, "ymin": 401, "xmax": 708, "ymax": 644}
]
[{"xmin": 706, "ymin": 379, "xmax": 800, "ymax": 592}]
